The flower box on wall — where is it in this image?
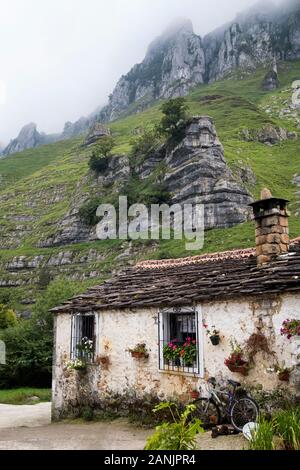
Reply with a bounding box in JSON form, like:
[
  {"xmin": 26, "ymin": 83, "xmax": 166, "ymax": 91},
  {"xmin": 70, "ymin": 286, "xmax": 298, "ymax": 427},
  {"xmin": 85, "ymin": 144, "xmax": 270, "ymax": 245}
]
[
  {"xmin": 226, "ymin": 363, "xmax": 249, "ymax": 376},
  {"xmin": 127, "ymin": 343, "xmax": 149, "ymax": 359},
  {"xmin": 131, "ymin": 351, "xmax": 148, "ymax": 359},
  {"xmin": 190, "ymin": 390, "xmax": 200, "ymax": 400}
]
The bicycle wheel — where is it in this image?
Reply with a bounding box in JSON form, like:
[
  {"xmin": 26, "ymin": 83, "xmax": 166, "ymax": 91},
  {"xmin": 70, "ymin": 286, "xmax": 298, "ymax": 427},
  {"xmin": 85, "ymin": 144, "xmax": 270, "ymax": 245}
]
[
  {"xmin": 192, "ymin": 398, "xmax": 221, "ymax": 429},
  {"xmin": 230, "ymin": 397, "xmax": 259, "ymax": 432}
]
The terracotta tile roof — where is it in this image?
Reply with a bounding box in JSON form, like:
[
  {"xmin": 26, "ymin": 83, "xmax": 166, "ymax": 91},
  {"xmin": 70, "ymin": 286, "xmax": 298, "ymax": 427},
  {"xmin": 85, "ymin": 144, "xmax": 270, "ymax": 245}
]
[
  {"xmin": 135, "ymin": 237, "xmax": 300, "ymax": 270},
  {"xmin": 51, "ymin": 238, "xmax": 300, "ymax": 314}
]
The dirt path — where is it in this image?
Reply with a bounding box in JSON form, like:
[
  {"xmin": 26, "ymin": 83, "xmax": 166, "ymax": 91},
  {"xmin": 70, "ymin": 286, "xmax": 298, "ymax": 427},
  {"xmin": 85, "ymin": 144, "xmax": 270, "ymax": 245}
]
[
  {"xmin": 0, "ymin": 403, "xmax": 246, "ymax": 450},
  {"xmin": 0, "ymin": 403, "xmax": 51, "ymax": 428},
  {"xmin": 0, "ymin": 419, "xmax": 151, "ymax": 450}
]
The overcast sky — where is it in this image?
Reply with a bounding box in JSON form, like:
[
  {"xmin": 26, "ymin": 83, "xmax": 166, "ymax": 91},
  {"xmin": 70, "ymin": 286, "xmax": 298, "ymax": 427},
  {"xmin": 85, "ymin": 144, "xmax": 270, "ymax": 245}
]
[{"xmin": 0, "ymin": 0, "xmax": 280, "ymax": 144}]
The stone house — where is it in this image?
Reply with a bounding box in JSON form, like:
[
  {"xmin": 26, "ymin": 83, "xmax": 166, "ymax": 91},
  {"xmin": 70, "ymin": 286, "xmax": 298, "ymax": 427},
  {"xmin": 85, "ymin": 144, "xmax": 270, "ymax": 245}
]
[{"xmin": 51, "ymin": 191, "xmax": 300, "ymax": 420}]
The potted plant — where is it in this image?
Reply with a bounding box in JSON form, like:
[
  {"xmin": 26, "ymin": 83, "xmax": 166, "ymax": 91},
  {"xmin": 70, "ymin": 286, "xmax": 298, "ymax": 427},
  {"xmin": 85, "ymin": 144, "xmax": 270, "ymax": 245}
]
[
  {"xmin": 128, "ymin": 343, "xmax": 149, "ymax": 359},
  {"xmin": 205, "ymin": 325, "xmax": 221, "ymax": 346},
  {"xmin": 179, "ymin": 337, "xmax": 197, "ymax": 367},
  {"xmin": 163, "ymin": 340, "xmax": 180, "ymax": 366},
  {"xmin": 275, "ymin": 364, "xmax": 291, "ymax": 382},
  {"xmin": 67, "ymin": 359, "xmax": 87, "ymax": 371},
  {"xmin": 76, "ymin": 337, "xmax": 94, "ymax": 360},
  {"xmin": 224, "ymin": 340, "xmax": 249, "ymax": 376},
  {"xmin": 280, "ymin": 319, "xmax": 300, "ymax": 340},
  {"xmin": 190, "ymin": 389, "xmax": 200, "ymax": 400}
]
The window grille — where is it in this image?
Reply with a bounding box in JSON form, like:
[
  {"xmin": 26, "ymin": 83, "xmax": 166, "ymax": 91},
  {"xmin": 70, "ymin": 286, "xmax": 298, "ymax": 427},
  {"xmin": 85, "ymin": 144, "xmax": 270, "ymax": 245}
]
[
  {"xmin": 158, "ymin": 308, "xmax": 201, "ymax": 374},
  {"xmin": 70, "ymin": 314, "xmax": 95, "ymax": 362}
]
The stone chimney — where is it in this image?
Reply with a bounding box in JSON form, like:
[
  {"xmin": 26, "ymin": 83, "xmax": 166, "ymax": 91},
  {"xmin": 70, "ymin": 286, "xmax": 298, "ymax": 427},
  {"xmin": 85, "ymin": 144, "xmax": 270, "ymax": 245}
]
[{"xmin": 249, "ymin": 189, "xmax": 290, "ymax": 265}]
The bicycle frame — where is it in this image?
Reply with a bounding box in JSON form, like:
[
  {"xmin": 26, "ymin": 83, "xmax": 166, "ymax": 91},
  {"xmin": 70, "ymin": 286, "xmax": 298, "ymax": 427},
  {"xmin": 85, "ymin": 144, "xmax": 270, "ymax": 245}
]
[{"xmin": 206, "ymin": 384, "xmax": 237, "ymax": 416}]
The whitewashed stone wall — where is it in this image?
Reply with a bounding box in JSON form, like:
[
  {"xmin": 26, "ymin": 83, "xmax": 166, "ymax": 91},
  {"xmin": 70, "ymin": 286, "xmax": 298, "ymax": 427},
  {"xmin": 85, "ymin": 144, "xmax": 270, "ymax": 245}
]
[{"xmin": 52, "ymin": 292, "xmax": 300, "ymax": 419}]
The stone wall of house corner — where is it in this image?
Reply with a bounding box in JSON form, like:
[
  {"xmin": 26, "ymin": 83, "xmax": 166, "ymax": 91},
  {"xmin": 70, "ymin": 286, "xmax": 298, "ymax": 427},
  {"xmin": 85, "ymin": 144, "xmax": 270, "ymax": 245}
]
[
  {"xmin": 52, "ymin": 293, "xmax": 300, "ymax": 418},
  {"xmin": 201, "ymin": 293, "xmax": 300, "ymax": 393}
]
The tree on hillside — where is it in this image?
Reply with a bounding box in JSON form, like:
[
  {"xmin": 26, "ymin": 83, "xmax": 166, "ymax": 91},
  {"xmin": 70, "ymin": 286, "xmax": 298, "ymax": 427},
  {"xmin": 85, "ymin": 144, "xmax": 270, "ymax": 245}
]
[
  {"xmin": 0, "ymin": 304, "xmax": 17, "ymax": 329},
  {"xmin": 157, "ymin": 97, "xmax": 189, "ymax": 142},
  {"xmin": 89, "ymin": 136, "xmax": 115, "ymax": 173},
  {"xmin": 0, "ymin": 278, "xmax": 82, "ymax": 388}
]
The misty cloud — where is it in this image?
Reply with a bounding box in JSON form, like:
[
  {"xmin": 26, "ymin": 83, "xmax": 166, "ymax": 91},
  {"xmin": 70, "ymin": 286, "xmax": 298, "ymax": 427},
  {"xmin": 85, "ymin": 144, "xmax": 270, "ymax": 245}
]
[{"xmin": 0, "ymin": 0, "xmax": 282, "ymax": 144}]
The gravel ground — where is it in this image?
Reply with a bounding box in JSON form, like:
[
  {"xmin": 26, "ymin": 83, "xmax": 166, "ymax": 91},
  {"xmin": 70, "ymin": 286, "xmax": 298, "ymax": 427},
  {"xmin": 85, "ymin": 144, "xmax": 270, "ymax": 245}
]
[{"xmin": 0, "ymin": 403, "xmax": 246, "ymax": 450}]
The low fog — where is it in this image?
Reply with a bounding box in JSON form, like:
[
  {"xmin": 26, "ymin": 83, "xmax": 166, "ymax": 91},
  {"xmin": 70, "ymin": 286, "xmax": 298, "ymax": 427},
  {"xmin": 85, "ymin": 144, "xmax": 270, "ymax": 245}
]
[{"xmin": 0, "ymin": 0, "xmax": 283, "ymax": 144}]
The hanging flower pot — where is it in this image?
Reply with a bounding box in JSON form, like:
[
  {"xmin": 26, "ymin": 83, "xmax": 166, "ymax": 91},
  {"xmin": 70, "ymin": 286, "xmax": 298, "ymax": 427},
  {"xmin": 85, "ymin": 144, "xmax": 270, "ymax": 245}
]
[
  {"xmin": 205, "ymin": 325, "xmax": 221, "ymax": 346},
  {"xmin": 210, "ymin": 335, "xmax": 220, "ymax": 346},
  {"xmin": 131, "ymin": 351, "xmax": 147, "ymax": 359},
  {"xmin": 226, "ymin": 363, "xmax": 249, "ymax": 376},
  {"xmin": 127, "ymin": 343, "xmax": 149, "ymax": 359},
  {"xmin": 190, "ymin": 390, "xmax": 200, "ymax": 400}
]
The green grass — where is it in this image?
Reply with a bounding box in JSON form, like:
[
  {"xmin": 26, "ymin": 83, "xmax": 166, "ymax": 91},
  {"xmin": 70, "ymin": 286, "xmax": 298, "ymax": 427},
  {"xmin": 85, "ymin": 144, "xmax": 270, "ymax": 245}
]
[
  {"xmin": 0, "ymin": 60, "xmax": 300, "ymax": 301},
  {"xmin": 0, "ymin": 388, "xmax": 51, "ymax": 405}
]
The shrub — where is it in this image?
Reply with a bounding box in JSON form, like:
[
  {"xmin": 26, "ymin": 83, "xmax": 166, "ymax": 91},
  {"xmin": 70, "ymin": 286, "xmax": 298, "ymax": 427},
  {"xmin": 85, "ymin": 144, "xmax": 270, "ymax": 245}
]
[
  {"xmin": 88, "ymin": 154, "xmax": 109, "ymax": 173},
  {"xmin": 157, "ymin": 98, "xmax": 189, "ymax": 143},
  {"xmin": 0, "ymin": 279, "xmax": 81, "ymax": 388},
  {"xmin": 0, "ymin": 304, "xmax": 18, "ymax": 329},
  {"xmin": 130, "ymin": 128, "xmax": 160, "ymax": 164},
  {"xmin": 145, "ymin": 402, "xmax": 203, "ymax": 450},
  {"xmin": 88, "ymin": 136, "xmax": 115, "ymax": 173},
  {"xmin": 79, "ymin": 197, "xmax": 102, "ymax": 226},
  {"xmin": 38, "ymin": 267, "xmax": 52, "ymax": 289},
  {"xmin": 249, "ymin": 416, "xmax": 275, "ymax": 450},
  {"xmin": 81, "ymin": 406, "xmax": 94, "ymax": 422}
]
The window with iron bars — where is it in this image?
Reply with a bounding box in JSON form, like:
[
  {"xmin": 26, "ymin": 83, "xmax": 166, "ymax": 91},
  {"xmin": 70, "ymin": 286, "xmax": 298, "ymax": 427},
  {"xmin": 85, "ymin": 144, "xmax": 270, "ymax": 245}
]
[
  {"xmin": 159, "ymin": 308, "xmax": 200, "ymax": 374},
  {"xmin": 70, "ymin": 314, "xmax": 95, "ymax": 363}
]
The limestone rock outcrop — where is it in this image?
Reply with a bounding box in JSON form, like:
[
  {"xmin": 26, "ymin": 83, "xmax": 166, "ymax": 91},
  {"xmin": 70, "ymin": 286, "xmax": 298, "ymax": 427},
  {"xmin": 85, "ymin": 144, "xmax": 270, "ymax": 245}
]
[
  {"xmin": 5, "ymin": 2, "xmax": 300, "ymax": 151},
  {"xmin": 84, "ymin": 123, "xmax": 111, "ymax": 146},
  {"xmin": 99, "ymin": 18, "xmax": 205, "ymax": 122},
  {"xmin": 137, "ymin": 116, "xmax": 252, "ymax": 229},
  {"xmin": 242, "ymin": 125, "xmax": 297, "ymax": 145},
  {"xmin": 2, "ymin": 123, "xmax": 60, "ymax": 156},
  {"xmin": 262, "ymin": 69, "xmax": 280, "ymax": 91}
]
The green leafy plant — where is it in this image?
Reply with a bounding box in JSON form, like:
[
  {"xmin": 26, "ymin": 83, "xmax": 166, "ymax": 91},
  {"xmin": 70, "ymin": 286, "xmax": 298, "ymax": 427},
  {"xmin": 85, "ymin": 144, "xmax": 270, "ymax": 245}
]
[
  {"xmin": 144, "ymin": 402, "xmax": 204, "ymax": 450},
  {"xmin": 225, "ymin": 339, "xmax": 248, "ymax": 368},
  {"xmin": 249, "ymin": 416, "xmax": 275, "ymax": 450},
  {"xmin": 67, "ymin": 359, "xmax": 87, "ymax": 371},
  {"xmin": 204, "ymin": 323, "xmax": 220, "ymax": 345},
  {"xmin": 163, "ymin": 340, "xmax": 181, "ymax": 363},
  {"xmin": 76, "ymin": 337, "xmax": 94, "ymax": 355},
  {"xmin": 179, "ymin": 337, "xmax": 197, "ymax": 366},
  {"xmin": 79, "ymin": 197, "xmax": 102, "ymax": 226},
  {"xmin": 127, "ymin": 343, "xmax": 149, "ymax": 358},
  {"xmin": 0, "ymin": 304, "xmax": 17, "ymax": 329},
  {"xmin": 130, "ymin": 128, "xmax": 161, "ymax": 164},
  {"xmin": 274, "ymin": 407, "xmax": 300, "ymax": 450},
  {"xmin": 0, "ymin": 278, "xmax": 82, "ymax": 388},
  {"xmin": 88, "ymin": 136, "xmax": 115, "ymax": 173},
  {"xmin": 81, "ymin": 405, "xmax": 94, "ymax": 422},
  {"xmin": 157, "ymin": 97, "xmax": 189, "ymax": 142}
]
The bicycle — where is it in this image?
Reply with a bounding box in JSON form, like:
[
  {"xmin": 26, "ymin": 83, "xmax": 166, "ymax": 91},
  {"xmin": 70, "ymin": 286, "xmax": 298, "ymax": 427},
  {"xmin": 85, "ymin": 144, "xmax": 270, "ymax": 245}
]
[{"xmin": 191, "ymin": 377, "xmax": 259, "ymax": 432}]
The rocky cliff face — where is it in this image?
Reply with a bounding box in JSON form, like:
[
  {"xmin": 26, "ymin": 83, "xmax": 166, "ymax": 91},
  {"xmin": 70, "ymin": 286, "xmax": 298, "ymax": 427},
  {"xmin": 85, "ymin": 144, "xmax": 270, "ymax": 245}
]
[
  {"xmin": 98, "ymin": 2, "xmax": 300, "ymax": 122},
  {"xmin": 99, "ymin": 19, "xmax": 205, "ymax": 121},
  {"xmin": 203, "ymin": 1, "xmax": 300, "ymax": 82},
  {"xmin": 0, "ymin": 116, "xmax": 251, "ymax": 252},
  {"xmin": 138, "ymin": 116, "xmax": 252, "ymax": 229},
  {"xmin": 2, "ymin": 123, "xmax": 60, "ymax": 156},
  {"xmin": 5, "ymin": 2, "xmax": 300, "ymax": 152}
]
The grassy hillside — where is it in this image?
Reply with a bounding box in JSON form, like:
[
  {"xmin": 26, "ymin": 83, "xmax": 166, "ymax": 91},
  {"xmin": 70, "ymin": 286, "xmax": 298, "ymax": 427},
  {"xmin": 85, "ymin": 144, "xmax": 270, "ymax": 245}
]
[{"xmin": 1, "ymin": 61, "xmax": 300, "ymax": 307}]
